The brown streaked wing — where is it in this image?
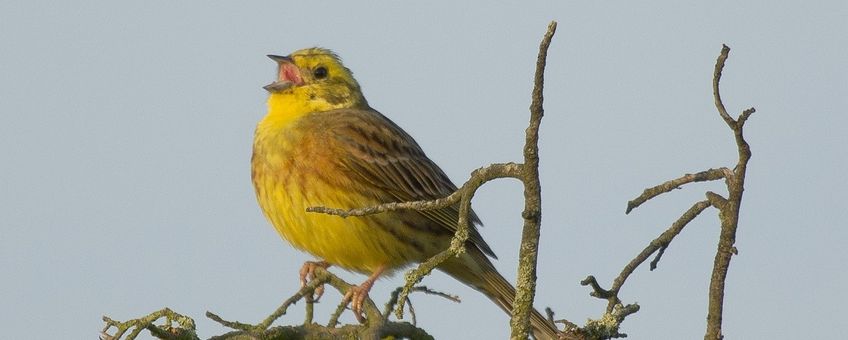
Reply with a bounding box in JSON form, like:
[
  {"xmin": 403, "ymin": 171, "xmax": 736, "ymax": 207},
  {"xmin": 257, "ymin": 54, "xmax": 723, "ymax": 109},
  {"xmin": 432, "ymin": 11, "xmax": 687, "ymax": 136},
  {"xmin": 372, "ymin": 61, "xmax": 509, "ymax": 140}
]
[{"xmin": 307, "ymin": 108, "xmax": 496, "ymax": 258}]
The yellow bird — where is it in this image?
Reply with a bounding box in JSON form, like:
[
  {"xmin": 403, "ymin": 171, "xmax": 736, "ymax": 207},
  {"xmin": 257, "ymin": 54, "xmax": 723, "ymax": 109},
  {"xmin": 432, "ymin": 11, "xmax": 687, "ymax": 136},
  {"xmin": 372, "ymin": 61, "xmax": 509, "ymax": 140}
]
[{"xmin": 251, "ymin": 47, "xmax": 558, "ymax": 339}]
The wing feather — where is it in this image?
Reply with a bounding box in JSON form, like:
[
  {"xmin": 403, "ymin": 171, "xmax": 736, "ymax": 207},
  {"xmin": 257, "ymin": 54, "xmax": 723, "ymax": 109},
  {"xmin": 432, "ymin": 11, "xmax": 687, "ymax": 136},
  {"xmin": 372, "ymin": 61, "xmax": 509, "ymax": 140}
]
[{"xmin": 306, "ymin": 108, "xmax": 496, "ymax": 258}]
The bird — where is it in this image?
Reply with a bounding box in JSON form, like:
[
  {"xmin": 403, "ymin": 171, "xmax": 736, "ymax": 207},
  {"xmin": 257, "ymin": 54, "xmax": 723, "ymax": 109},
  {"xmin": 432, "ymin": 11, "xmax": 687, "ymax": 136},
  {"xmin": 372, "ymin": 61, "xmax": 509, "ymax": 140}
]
[{"xmin": 251, "ymin": 47, "xmax": 559, "ymax": 339}]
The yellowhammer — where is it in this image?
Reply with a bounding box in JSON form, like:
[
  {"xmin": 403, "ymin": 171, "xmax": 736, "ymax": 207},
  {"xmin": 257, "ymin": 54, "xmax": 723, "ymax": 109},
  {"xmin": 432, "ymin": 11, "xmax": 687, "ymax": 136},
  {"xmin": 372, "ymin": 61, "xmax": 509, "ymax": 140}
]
[{"xmin": 251, "ymin": 47, "xmax": 558, "ymax": 339}]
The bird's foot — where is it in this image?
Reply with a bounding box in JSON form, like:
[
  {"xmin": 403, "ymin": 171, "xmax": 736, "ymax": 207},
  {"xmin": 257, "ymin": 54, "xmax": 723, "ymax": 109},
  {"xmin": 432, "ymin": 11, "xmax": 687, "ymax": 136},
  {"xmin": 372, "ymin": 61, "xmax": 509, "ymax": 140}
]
[
  {"xmin": 299, "ymin": 260, "xmax": 330, "ymax": 301},
  {"xmin": 342, "ymin": 279, "xmax": 377, "ymax": 323},
  {"xmin": 342, "ymin": 265, "xmax": 386, "ymax": 323}
]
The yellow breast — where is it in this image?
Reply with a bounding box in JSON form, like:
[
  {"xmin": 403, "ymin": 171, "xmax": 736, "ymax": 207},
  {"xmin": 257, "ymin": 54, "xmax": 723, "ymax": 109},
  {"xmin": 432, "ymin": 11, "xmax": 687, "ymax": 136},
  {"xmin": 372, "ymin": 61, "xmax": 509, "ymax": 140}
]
[{"xmin": 251, "ymin": 93, "xmax": 418, "ymax": 274}]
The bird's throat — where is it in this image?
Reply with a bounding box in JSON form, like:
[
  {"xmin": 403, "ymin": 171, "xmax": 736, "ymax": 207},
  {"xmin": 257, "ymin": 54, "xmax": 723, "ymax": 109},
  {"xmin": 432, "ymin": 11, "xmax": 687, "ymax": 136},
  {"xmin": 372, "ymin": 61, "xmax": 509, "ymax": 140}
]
[
  {"xmin": 261, "ymin": 90, "xmax": 359, "ymax": 133},
  {"xmin": 260, "ymin": 92, "xmax": 320, "ymax": 132}
]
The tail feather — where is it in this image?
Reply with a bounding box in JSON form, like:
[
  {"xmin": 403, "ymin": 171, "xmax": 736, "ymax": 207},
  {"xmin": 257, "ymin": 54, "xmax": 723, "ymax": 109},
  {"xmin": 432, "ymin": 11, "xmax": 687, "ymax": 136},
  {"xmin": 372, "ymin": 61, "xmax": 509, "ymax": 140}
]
[{"xmin": 440, "ymin": 250, "xmax": 560, "ymax": 340}]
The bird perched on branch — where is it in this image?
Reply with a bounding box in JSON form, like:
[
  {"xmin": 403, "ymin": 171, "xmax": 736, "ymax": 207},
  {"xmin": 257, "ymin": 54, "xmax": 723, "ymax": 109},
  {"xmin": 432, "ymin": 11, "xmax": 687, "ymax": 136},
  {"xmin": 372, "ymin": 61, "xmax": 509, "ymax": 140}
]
[{"xmin": 251, "ymin": 47, "xmax": 558, "ymax": 339}]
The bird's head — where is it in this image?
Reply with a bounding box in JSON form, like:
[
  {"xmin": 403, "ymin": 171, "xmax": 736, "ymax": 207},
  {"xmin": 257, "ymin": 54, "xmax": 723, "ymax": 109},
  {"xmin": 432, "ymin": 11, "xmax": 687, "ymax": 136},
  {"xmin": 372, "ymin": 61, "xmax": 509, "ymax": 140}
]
[{"xmin": 264, "ymin": 48, "xmax": 368, "ymax": 111}]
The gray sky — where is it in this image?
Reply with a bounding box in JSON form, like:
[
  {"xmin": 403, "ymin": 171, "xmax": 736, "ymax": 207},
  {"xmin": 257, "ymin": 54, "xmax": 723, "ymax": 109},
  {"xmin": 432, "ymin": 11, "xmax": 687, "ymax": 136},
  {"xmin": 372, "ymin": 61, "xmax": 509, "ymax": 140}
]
[{"xmin": 2, "ymin": 1, "xmax": 846, "ymax": 339}]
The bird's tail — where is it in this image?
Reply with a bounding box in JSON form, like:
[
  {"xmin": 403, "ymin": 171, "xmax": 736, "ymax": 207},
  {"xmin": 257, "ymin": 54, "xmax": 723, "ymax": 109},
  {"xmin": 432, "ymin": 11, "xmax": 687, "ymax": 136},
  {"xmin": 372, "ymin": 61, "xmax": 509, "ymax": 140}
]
[{"xmin": 440, "ymin": 249, "xmax": 560, "ymax": 340}]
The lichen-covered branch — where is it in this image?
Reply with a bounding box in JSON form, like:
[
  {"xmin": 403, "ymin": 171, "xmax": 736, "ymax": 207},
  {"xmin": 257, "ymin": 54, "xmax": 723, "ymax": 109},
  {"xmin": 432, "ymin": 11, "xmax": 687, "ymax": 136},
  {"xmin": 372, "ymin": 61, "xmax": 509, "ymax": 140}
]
[
  {"xmin": 101, "ymin": 308, "xmax": 198, "ymax": 340},
  {"xmin": 103, "ymin": 268, "xmax": 434, "ymax": 340},
  {"xmin": 510, "ymin": 20, "xmax": 557, "ymax": 340}
]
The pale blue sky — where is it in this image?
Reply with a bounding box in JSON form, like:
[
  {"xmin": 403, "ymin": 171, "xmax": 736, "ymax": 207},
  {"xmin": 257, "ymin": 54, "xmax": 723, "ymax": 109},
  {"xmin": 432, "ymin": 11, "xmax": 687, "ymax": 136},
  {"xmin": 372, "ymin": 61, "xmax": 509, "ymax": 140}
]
[{"xmin": 1, "ymin": 1, "xmax": 846, "ymax": 339}]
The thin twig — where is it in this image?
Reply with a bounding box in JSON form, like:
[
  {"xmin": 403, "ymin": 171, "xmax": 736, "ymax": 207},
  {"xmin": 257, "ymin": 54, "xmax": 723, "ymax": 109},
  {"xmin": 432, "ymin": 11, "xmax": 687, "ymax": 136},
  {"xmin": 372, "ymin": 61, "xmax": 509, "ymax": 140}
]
[
  {"xmin": 407, "ymin": 296, "xmax": 417, "ymax": 326},
  {"xmin": 382, "ymin": 286, "xmax": 461, "ymax": 322},
  {"xmin": 412, "ymin": 286, "xmax": 462, "ymax": 303},
  {"xmin": 307, "ymin": 191, "xmax": 462, "ymax": 217}
]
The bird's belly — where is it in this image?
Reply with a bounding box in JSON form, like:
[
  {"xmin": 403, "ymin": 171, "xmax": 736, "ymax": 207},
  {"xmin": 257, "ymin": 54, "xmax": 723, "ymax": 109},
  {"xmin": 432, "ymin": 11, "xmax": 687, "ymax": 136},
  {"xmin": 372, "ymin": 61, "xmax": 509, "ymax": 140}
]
[{"xmin": 254, "ymin": 170, "xmax": 427, "ymax": 274}]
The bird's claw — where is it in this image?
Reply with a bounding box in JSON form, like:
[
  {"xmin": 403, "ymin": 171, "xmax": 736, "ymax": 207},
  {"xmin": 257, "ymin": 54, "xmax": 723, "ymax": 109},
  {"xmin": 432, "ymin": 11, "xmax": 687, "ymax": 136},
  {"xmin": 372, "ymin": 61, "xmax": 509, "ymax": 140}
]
[
  {"xmin": 342, "ymin": 284, "xmax": 372, "ymax": 323},
  {"xmin": 299, "ymin": 261, "xmax": 330, "ymax": 301}
]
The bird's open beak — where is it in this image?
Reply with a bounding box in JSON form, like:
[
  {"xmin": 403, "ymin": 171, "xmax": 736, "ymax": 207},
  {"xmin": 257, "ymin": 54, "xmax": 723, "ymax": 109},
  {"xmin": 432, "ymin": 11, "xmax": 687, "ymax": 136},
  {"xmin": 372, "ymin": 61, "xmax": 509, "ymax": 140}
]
[
  {"xmin": 267, "ymin": 54, "xmax": 291, "ymax": 63},
  {"xmin": 264, "ymin": 54, "xmax": 303, "ymax": 93}
]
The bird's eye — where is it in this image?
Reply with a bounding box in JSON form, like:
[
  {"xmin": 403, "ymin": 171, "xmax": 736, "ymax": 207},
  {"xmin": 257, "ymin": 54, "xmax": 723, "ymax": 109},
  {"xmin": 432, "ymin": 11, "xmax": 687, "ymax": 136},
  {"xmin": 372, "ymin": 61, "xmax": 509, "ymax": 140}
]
[{"xmin": 313, "ymin": 66, "xmax": 328, "ymax": 79}]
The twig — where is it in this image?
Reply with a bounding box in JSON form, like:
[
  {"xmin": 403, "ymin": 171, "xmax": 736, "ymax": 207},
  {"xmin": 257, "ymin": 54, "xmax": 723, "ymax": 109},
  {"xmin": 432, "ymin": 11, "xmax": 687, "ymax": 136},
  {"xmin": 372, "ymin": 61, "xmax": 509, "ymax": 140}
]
[
  {"xmin": 413, "ymin": 286, "xmax": 462, "ymax": 303},
  {"xmin": 382, "ymin": 285, "xmax": 461, "ymax": 321},
  {"xmin": 407, "ymin": 296, "xmax": 417, "ymax": 326},
  {"xmin": 307, "ymin": 191, "xmax": 462, "ymax": 217},
  {"xmin": 626, "ymin": 169, "xmax": 728, "ymax": 214}
]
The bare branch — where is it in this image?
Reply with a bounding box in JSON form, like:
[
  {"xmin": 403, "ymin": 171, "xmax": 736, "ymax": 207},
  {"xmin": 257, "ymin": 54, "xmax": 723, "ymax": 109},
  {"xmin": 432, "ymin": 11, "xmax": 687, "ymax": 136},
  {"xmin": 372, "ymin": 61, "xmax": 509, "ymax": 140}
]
[
  {"xmin": 704, "ymin": 44, "xmax": 756, "ymax": 340},
  {"xmin": 626, "ymin": 168, "xmax": 728, "ymax": 214}
]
